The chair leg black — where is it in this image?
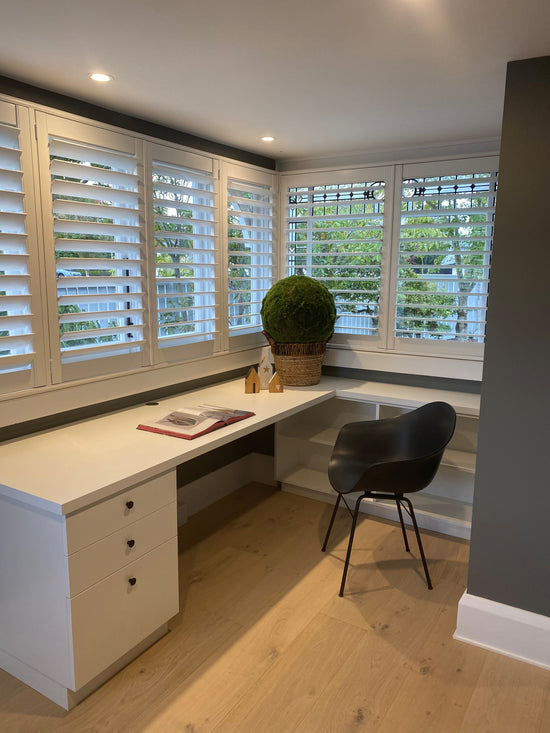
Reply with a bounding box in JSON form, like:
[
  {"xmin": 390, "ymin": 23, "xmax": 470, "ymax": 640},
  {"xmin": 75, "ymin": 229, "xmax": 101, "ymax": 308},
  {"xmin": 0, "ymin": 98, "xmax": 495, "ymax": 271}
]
[
  {"xmin": 339, "ymin": 493, "xmax": 365, "ymax": 597},
  {"xmin": 401, "ymin": 497, "xmax": 432, "ymax": 590},
  {"xmin": 395, "ymin": 497, "xmax": 410, "ymax": 552},
  {"xmin": 321, "ymin": 493, "xmax": 342, "ymax": 552}
]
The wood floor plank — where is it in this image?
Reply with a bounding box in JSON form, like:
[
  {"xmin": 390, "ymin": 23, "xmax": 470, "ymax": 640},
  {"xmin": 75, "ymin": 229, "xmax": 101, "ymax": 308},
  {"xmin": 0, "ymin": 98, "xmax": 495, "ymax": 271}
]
[
  {"xmin": 213, "ymin": 613, "xmax": 368, "ymax": 733},
  {"xmin": 458, "ymin": 653, "xmax": 550, "ymax": 733},
  {"xmin": 374, "ymin": 597, "xmax": 486, "ymax": 732}
]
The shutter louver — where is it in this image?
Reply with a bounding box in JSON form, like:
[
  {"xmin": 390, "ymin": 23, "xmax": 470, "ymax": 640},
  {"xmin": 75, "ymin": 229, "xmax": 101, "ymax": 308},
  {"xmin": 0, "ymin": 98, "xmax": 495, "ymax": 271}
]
[
  {"xmin": 227, "ymin": 178, "xmax": 274, "ymax": 335},
  {"xmin": 0, "ymin": 119, "xmax": 34, "ymax": 380},
  {"xmin": 49, "ymin": 137, "xmax": 144, "ymax": 366},
  {"xmin": 152, "ymin": 161, "xmax": 217, "ymax": 351},
  {"xmin": 396, "ymin": 169, "xmax": 498, "ymax": 343},
  {"xmin": 286, "ymin": 180, "xmax": 385, "ymax": 337}
]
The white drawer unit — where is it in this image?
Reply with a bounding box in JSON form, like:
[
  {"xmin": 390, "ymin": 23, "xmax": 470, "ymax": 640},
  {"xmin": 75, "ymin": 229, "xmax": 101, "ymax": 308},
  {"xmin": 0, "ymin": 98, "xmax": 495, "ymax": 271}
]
[{"xmin": 0, "ymin": 470, "xmax": 179, "ymax": 710}]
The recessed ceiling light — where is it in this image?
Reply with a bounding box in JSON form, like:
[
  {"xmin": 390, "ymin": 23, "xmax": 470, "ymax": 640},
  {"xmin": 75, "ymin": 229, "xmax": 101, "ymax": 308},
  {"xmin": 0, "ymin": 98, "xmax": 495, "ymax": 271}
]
[
  {"xmin": 261, "ymin": 136, "xmax": 275, "ymax": 142},
  {"xmin": 89, "ymin": 73, "xmax": 113, "ymax": 82}
]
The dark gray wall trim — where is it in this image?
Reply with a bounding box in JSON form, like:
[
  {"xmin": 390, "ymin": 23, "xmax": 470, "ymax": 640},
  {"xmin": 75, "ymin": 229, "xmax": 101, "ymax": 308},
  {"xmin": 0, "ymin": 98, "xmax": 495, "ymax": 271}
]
[
  {"xmin": 0, "ymin": 75, "xmax": 277, "ymax": 170},
  {"xmin": 322, "ymin": 365, "xmax": 481, "ymax": 395}
]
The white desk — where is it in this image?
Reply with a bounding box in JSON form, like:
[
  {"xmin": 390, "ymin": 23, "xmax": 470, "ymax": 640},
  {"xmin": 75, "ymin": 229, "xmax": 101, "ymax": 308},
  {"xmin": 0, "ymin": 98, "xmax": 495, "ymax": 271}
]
[{"xmin": 0, "ymin": 376, "xmax": 479, "ymax": 709}]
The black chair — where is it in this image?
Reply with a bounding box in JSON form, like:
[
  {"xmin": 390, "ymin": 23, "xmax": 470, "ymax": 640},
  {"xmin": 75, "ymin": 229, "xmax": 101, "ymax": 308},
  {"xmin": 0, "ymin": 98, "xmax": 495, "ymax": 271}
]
[{"xmin": 321, "ymin": 401, "xmax": 456, "ymax": 596}]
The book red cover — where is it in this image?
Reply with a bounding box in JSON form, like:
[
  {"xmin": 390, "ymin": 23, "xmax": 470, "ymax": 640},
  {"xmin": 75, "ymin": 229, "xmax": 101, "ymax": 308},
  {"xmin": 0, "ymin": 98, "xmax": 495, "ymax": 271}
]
[{"xmin": 137, "ymin": 406, "xmax": 254, "ymax": 440}]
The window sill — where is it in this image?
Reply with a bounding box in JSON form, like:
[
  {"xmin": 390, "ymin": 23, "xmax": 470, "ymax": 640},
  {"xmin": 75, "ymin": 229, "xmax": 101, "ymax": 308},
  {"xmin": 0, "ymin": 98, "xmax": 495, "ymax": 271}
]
[{"xmin": 324, "ymin": 344, "xmax": 483, "ymax": 382}]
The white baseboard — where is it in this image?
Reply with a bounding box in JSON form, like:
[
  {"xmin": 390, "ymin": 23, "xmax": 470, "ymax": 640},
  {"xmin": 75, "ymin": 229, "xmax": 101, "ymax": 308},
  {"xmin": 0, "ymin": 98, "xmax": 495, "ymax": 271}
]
[
  {"xmin": 454, "ymin": 591, "xmax": 550, "ymax": 671},
  {"xmin": 177, "ymin": 452, "xmax": 275, "ymax": 524}
]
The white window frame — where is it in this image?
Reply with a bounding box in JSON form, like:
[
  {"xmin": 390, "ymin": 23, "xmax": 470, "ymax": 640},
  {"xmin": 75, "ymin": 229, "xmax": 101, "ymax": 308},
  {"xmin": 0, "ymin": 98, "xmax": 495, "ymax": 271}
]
[
  {"xmin": 222, "ymin": 162, "xmax": 277, "ymax": 351},
  {"xmin": 147, "ymin": 142, "xmax": 221, "ymax": 364},
  {"xmin": 282, "ymin": 166, "xmax": 394, "ymax": 352},
  {"xmin": 387, "ymin": 157, "xmax": 499, "ymax": 359},
  {"xmin": 35, "ymin": 113, "xmax": 148, "ymax": 384}
]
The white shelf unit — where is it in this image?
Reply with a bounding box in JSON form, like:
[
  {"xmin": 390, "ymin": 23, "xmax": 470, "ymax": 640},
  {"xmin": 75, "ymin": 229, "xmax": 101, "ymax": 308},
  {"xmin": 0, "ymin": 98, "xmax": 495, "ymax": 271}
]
[{"xmin": 275, "ymin": 393, "xmax": 479, "ymax": 540}]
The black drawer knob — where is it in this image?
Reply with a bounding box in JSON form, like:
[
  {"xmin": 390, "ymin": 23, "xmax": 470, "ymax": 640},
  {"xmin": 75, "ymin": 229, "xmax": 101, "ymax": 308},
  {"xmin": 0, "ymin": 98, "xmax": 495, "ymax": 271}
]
[
  {"xmin": 127, "ymin": 539, "xmax": 135, "ymax": 548},
  {"xmin": 126, "ymin": 500, "xmax": 134, "ymax": 509},
  {"xmin": 128, "ymin": 577, "xmax": 137, "ymax": 586}
]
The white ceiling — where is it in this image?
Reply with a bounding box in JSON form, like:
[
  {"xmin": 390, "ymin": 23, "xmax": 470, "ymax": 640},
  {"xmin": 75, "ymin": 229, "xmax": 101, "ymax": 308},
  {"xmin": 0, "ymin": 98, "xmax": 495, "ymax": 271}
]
[{"xmin": 2, "ymin": 0, "xmax": 549, "ymax": 162}]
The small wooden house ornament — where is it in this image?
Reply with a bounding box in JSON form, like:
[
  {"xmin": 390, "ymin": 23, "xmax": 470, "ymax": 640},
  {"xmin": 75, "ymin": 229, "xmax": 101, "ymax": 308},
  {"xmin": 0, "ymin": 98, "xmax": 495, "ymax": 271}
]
[
  {"xmin": 258, "ymin": 355, "xmax": 274, "ymax": 390},
  {"xmin": 245, "ymin": 366, "xmax": 260, "ymax": 393},
  {"xmin": 268, "ymin": 371, "xmax": 284, "ymax": 393}
]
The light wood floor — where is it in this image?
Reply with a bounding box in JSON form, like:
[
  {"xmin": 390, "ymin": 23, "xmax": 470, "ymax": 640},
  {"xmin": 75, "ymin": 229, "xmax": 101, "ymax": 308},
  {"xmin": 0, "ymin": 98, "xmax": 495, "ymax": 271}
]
[{"xmin": 1, "ymin": 484, "xmax": 549, "ymax": 732}]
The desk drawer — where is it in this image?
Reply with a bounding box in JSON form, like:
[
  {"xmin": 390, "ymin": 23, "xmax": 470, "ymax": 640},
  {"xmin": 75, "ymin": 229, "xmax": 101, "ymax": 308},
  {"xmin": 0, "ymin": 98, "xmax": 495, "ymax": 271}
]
[
  {"xmin": 70, "ymin": 536, "xmax": 179, "ymax": 689},
  {"xmin": 67, "ymin": 501, "xmax": 176, "ymax": 597},
  {"xmin": 66, "ymin": 471, "xmax": 176, "ymax": 553}
]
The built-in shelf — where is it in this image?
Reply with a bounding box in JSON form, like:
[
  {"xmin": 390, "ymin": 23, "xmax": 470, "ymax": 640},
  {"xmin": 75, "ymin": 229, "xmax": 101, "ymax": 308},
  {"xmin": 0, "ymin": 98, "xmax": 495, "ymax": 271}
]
[
  {"xmin": 275, "ymin": 388, "xmax": 479, "ymax": 541},
  {"xmin": 441, "ymin": 448, "xmax": 476, "ymax": 474}
]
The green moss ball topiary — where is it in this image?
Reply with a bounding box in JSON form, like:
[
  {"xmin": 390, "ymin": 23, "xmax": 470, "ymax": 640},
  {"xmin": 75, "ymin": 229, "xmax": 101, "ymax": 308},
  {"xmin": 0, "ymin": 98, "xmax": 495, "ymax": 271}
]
[{"xmin": 261, "ymin": 275, "xmax": 337, "ymax": 343}]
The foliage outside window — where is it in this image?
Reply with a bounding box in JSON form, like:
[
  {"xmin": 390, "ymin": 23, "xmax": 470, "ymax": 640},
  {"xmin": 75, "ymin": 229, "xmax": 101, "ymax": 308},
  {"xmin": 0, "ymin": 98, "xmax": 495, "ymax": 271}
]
[
  {"xmin": 283, "ymin": 160, "xmax": 498, "ymax": 356},
  {"xmin": 396, "ymin": 171, "xmax": 497, "ymax": 343},
  {"xmin": 286, "ymin": 180, "xmax": 385, "ymax": 338},
  {"xmin": 227, "ymin": 177, "xmax": 275, "ymax": 337},
  {"xmin": 151, "ymin": 159, "xmax": 217, "ymax": 353}
]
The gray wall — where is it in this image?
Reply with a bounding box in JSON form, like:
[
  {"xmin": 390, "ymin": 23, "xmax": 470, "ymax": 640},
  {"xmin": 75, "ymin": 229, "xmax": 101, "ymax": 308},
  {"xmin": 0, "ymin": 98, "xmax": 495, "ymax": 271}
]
[{"xmin": 467, "ymin": 56, "xmax": 550, "ymax": 616}]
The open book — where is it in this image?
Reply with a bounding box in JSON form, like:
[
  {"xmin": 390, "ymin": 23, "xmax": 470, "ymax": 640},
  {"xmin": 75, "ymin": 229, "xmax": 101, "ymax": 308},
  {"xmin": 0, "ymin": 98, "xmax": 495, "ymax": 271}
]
[{"xmin": 137, "ymin": 404, "xmax": 254, "ymax": 440}]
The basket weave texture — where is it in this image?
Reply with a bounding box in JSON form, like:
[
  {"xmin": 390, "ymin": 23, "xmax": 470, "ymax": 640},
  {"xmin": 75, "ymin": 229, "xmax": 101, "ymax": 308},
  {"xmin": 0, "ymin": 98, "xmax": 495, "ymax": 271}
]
[{"xmin": 264, "ymin": 333, "xmax": 326, "ymax": 386}]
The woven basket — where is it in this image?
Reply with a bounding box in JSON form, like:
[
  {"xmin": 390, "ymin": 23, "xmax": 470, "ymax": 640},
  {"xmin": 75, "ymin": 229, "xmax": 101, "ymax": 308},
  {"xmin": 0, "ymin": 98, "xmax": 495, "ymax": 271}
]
[{"xmin": 264, "ymin": 333, "xmax": 326, "ymax": 386}]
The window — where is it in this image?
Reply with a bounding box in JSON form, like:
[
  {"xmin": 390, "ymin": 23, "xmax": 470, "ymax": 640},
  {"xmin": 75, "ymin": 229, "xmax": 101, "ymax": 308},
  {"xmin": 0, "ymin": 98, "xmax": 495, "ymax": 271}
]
[
  {"xmin": 0, "ymin": 90, "xmax": 500, "ymax": 409},
  {"xmin": 283, "ymin": 159, "xmax": 498, "ymax": 359},
  {"xmin": 36, "ymin": 114, "xmax": 146, "ymax": 382},
  {"xmin": 391, "ymin": 159, "xmax": 498, "ymax": 356},
  {"xmin": 226, "ymin": 165, "xmax": 276, "ymax": 347},
  {"xmin": 150, "ymin": 145, "xmax": 219, "ymax": 362},
  {"xmin": 285, "ymin": 169, "xmax": 388, "ymax": 347}
]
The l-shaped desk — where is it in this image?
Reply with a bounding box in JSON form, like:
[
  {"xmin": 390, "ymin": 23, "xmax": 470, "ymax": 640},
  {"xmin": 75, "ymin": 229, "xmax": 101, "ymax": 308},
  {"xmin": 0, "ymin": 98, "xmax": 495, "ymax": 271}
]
[{"xmin": 0, "ymin": 376, "xmax": 480, "ymax": 709}]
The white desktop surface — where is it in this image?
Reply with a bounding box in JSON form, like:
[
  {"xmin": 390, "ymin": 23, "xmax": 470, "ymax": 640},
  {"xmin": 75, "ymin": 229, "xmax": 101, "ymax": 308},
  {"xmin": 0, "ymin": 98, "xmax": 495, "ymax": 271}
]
[
  {"xmin": 0, "ymin": 376, "xmax": 479, "ymax": 517},
  {"xmin": 0, "ymin": 377, "xmax": 346, "ymax": 515}
]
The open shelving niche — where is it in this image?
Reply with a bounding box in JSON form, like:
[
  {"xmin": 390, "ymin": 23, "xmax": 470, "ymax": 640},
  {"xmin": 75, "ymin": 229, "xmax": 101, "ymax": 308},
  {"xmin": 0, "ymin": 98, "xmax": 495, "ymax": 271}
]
[{"xmin": 275, "ymin": 396, "xmax": 478, "ymax": 540}]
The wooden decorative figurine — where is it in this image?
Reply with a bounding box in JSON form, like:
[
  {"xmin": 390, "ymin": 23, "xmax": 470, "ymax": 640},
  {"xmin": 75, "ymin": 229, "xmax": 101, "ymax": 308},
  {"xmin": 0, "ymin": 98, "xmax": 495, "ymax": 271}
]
[
  {"xmin": 245, "ymin": 366, "xmax": 260, "ymax": 393},
  {"xmin": 268, "ymin": 371, "xmax": 284, "ymax": 393},
  {"xmin": 258, "ymin": 355, "xmax": 274, "ymax": 390}
]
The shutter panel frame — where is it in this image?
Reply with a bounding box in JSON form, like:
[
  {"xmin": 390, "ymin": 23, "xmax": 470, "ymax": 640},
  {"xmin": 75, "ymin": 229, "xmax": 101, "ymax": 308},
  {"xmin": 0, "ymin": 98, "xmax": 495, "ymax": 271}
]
[
  {"xmin": 284, "ymin": 169, "xmax": 390, "ymax": 347},
  {"xmin": 149, "ymin": 145, "xmax": 220, "ymax": 364},
  {"xmin": 0, "ymin": 103, "xmax": 48, "ymax": 394},
  {"xmin": 391, "ymin": 158, "xmax": 498, "ymax": 356},
  {"xmin": 36, "ymin": 113, "xmax": 147, "ymax": 383},
  {"xmin": 226, "ymin": 169, "xmax": 276, "ymax": 348}
]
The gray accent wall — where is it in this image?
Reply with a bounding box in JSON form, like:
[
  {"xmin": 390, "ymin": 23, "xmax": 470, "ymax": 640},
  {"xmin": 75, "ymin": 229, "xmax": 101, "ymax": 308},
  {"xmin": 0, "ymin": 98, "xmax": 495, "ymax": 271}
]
[{"xmin": 467, "ymin": 56, "xmax": 550, "ymax": 616}]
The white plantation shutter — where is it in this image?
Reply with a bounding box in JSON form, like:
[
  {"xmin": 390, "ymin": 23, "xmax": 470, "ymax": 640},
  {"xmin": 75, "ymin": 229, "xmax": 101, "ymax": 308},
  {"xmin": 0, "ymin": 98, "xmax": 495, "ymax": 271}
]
[
  {"xmin": 227, "ymin": 173, "xmax": 275, "ymax": 342},
  {"xmin": 40, "ymin": 119, "xmax": 145, "ymax": 381},
  {"xmin": 395, "ymin": 158, "xmax": 498, "ymax": 352},
  {"xmin": 0, "ymin": 104, "xmax": 45, "ymax": 393},
  {"xmin": 285, "ymin": 173, "xmax": 387, "ymax": 342},
  {"xmin": 151, "ymin": 148, "xmax": 218, "ymax": 360}
]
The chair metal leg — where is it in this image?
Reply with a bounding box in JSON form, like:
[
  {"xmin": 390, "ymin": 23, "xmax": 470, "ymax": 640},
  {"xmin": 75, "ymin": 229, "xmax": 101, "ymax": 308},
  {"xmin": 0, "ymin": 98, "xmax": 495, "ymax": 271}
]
[
  {"xmin": 402, "ymin": 497, "xmax": 432, "ymax": 590},
  {"xmin": 395, "ymin": 497, "xmax": 410, "ymax": 552},
  {"xmin": 321, "ymin": 493, "xmax": 342, "ymax": 552},
  {"xmin": 339, "ymin": 493, "xmax": 365, "ymax": 597}
]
